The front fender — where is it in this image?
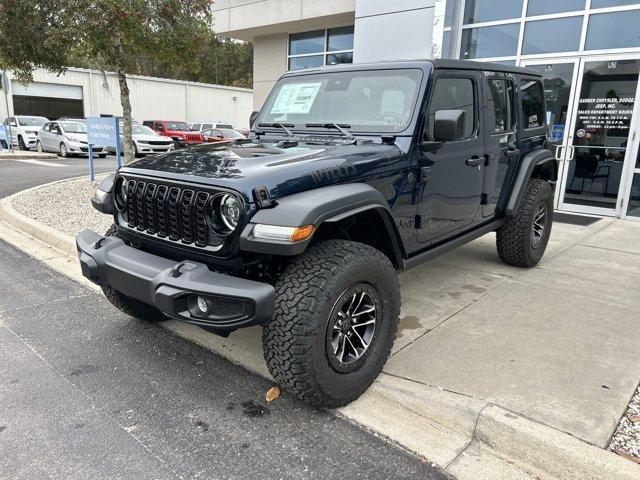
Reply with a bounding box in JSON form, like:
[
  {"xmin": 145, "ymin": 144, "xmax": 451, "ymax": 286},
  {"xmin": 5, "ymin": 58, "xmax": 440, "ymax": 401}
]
[{"xmin": 239, "ymin": 183, "xmax": 396, "ymax": 256}]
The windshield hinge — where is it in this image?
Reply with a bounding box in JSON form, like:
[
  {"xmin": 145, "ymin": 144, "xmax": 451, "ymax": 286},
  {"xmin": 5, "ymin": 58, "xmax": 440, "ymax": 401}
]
[{"xmin": 253, "ymin": 186, "xmax": 274, "ymax": 208}]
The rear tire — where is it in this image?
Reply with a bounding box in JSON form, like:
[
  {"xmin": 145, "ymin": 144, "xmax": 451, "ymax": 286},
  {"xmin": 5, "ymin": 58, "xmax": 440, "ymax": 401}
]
[
  {"xmin": 496, "ymin": 179, "xmax": 554, "ymax": 267},
  {"xmin": 101, "ymin": 224, "xmax": 164, "ymax": 323},
  {"xmin": 263, "ymin": 240, "xmax": 400, "ymax": 408},
  {"xmin": 36, "ymin": 140, "xmax": 44, "ymax": 153}
]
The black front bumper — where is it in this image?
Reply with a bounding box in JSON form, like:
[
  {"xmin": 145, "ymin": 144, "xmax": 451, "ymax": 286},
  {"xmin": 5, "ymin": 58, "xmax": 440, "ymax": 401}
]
[{"xmin": 76, "ymin": 229, "xmax": 276, "ymax": 332}]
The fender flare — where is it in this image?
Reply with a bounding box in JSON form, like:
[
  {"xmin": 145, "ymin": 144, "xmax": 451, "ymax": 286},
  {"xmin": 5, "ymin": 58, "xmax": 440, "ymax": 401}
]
[
  {"xmin": 504, "ymin": 149, "xmax": 557, "ymax": 216},
  {"xmin": 91, "ymin": 173, "xmax": 116, "ymax": 215},
  {"xmin": 239, "ymin": 183, "xmax": 404, "ymax": 259}
]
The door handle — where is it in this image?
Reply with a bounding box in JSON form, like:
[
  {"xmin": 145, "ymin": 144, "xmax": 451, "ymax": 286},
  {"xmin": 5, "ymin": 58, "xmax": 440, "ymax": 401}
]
[
  {"xmin": 555, "ymin": 145, "xmax": 563, "ymax": 160},
  {"xmin": 465, "ymin": 156, "xmax": 483, "ymax": 167},
  {"xmin": 567, "ymin": 145, "xmax": 575, "ymax": 160}
]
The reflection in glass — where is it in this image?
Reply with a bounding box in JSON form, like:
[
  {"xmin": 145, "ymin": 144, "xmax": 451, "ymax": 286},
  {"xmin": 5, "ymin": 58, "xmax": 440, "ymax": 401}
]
[
  {"xmin": 564, "ymin": 60, "xmax": 640, "ymax": 210},
  {"xmin": 527, "ymin": 0, "xmax": 585, "ymax": 15},
  {"xmin": 460, "ymin": 24, "xmax": 520, "ymax": 59},
  {"xmin": 522, "ymin": 17, "xmax": 582, "ymax": 54},
  {"xmin": 289, "ymin": 31, "xmax": 325, "ymax": 55},
  {"xmin": 591, "ymin": 0, "xmax": 640, "ymax": 8},
  {"xmin": 442, "ymin": 31, "xmax": 453, "ymax": 59},
  {"xmin": 463, "ymin": 0, "xmax": 523, "ymax": 24},
  {"xmin": 586, "ymin": 10, "xmax": 640, "ymax": 50},
  {"xmin": 289, "ymin": 55, "xmax": 324, "ymax": 71},
  {"xmin": 327, "ymin": 26, "xmax": 354, "ymax": 52},
  {"xmin": 627, "ymin": 173, "xmax": 640, "ymax": 218},
  {"xmin": 326, "ymin": 52, "xmax": 353, "ymax": 65},
  {"xmin": 445, "ymin": 0, "xmax": 458, "ymax": 27}
]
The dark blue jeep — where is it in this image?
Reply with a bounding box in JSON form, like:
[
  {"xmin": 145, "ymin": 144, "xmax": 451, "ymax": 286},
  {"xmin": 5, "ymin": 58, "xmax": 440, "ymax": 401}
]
[{"xmin": 77, "ymin": 60, "xmax": 557, "ymax": 407}]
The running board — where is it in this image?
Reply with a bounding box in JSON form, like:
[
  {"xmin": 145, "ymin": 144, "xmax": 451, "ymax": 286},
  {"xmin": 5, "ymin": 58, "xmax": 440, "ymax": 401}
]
[{"xmin": 402, "ymin": 219, "xmax": 505, "ymax": 271}]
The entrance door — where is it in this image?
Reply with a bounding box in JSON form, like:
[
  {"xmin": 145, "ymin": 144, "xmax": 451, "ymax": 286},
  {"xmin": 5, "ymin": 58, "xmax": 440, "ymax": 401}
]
[
  {"xmin": 521, "ymin": 58, "xmax": 581, "ymax": 210},
  {"xmin": 560, "ymin": 56, "xmax": 640, "ymax": 216}
]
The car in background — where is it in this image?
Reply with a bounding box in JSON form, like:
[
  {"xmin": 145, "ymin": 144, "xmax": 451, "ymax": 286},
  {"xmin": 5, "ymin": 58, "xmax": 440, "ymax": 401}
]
[
  {"xmin": 36, "ymin": 121, "xmax": 109, "ymax": 158},
  {"xmin": 143, "ymin": 120, "xmax": 203, "ymax": 148},
  {"xmin": 189, "ymin": 121, "xmax": 234, "ymax": 132},
  {"xmin": 128, "ymin": 124, "xmax": 174, "ymax": 156},
  {"xmin": 201, "ymin": 128, "xmax": 246, "ymax": 143},
  {"xmin": 3, "ymin": 115, "xmax": 49, "ymax": 150}
]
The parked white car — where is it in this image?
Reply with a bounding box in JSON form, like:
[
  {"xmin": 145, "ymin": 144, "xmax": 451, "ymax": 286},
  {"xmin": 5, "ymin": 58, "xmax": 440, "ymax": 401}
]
[
  {"xmin": 189, "ymin": 121, "xmax": 234, "ymax": 131},
  {"xmin": 36, "ymin": 121, "xmax": 109, "ymax": 157},
  {"xmin": 2, "ymin": 115, "xmax": 48, "ymax": 150},
  {"xmin": 129, "ymin": 124, "xmax": 175, "ymax": 156}
]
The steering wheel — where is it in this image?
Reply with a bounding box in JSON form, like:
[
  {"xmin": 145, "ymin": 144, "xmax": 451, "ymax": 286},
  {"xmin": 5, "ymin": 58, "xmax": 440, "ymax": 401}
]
[{"xmin": 374, "ymin": 112, "xmax": 405, "ymax": 124}]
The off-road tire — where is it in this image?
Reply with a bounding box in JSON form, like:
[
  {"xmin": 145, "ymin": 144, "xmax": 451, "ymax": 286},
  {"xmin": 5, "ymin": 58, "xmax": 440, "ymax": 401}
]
[
  {"xmin": 263, "ymin": 240, "xmax": 400, "ymax": 408},
  {"xmin": 496, "ymin": 179, "xmax": 554, "ymax": 267},
  {"xmin": 101, "ymin": 224, "xmax": 163, "ymax": 323}
]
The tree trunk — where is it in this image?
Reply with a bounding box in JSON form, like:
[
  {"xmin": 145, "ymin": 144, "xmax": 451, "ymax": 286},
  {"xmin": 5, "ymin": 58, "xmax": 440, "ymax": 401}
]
[{"xmin": 113, "ymin": 25, "xmax": 133, "ymax": 165}]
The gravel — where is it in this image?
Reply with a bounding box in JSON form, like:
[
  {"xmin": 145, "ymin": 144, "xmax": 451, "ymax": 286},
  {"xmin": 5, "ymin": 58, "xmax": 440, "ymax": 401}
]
[
  {"xmin": 12, "ymin": 174, "xmax": 113, "ymax": 237},
  {"xmin": 609, "ymin": 384, "xmax": 640, "ymax": 462}
]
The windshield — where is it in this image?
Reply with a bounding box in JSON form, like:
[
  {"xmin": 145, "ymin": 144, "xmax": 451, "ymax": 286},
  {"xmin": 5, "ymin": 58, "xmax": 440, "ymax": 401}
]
[
  {"xmin": 257, "ymin": 69, "xmax": 423, "ymax": 133},
  {"xmin": 60, "ymin": 122, "xmax": 87, "ymax": 133},
  {"xmin": 17, "ymin": 116, "xmax": 47, "ymax": 127},
  {"xmin": 165, "ymin": 121, "xmax": 189, "ymax": 130},
  {"xmin": 132, "ymin": 125, "xmax": 156, "ymax": 135},
  {"xmin": 221, "ymin": 129, "xmax": 244, "ymax": 138}
]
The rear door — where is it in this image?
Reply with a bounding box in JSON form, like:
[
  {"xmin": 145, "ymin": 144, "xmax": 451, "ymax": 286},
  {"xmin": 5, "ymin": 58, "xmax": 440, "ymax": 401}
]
[
  {"xmin": 417, "ymin": 71, "xmax": 485, "ymax": 243},
  {"xmin": 482, "ymin": 73, "xmax": 519, "ymax": 217}
]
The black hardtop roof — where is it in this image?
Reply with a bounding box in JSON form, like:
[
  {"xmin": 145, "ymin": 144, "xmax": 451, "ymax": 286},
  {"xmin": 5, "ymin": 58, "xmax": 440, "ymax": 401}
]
[{"xmin": 281, "ymin": 58, "xmax": 540, "ymax": 78}]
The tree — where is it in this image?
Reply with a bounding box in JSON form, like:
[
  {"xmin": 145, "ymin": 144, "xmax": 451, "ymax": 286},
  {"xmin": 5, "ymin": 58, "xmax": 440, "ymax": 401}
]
[{"xmin": 0, "ymin": 0, "xmax": 214, "ymax": 164}]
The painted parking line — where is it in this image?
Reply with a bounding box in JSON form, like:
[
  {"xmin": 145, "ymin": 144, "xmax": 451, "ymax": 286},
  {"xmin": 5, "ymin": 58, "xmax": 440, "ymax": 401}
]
[{"xmin": 13, "ymin": 159, "xmax": 68, "ymax": 168}]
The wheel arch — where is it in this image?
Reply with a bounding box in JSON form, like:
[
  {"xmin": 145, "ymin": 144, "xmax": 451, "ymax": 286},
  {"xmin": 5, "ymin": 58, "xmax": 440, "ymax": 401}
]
[{"xmin": 504, "ymin": 148, "xmax": 557, "ymax": 216}]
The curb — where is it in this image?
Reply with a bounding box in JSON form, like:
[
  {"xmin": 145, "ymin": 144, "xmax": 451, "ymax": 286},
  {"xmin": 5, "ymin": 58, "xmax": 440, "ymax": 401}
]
[
  {"xmin": 0, "ymin": 152, "xmax": 59, "ymax": 160},
  {"xmin": 1, "ymin": 179, "xmax": 639, "ymax": 480}
]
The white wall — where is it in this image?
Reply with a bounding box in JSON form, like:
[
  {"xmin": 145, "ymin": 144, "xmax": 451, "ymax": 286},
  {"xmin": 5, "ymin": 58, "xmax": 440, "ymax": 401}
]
[
  {"xmin": 1, "ymin": 68, "xmax": 254, "ymax": 129},
  {"xmin": 353, "ymin": 0, "xmax": 435, "ymax": 63}
]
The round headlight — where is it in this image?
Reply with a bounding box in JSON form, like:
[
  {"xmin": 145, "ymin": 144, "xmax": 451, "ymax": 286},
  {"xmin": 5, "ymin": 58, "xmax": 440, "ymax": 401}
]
[
  {"xmin": 220, "ymin": 194, "xmax": 241, "ymax": 230},
  {"xmin": 114, "ymin": 176, "xmax": 128, "ymax": 211}
]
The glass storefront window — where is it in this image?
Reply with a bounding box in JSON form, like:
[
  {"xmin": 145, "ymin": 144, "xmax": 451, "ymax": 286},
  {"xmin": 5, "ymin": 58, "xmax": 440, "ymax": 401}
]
[
  {"xmin": 463, "ymin": 0, "xmax": 523, "ymax": 24},
  {"xmin": 460, "ymin": 24, "xmax": 520, "ymax": 59},
  {"xmin": 522, "ymin": 17, "xmax": 583, "ymax": 55},
  {"xmin": 527, "ymin": 0, "xmax": 585, "ymax": 16},
  {"xmin": 327, "ymin": 26, "xmax": 354, "ymax": 52},
  {"xmin": 442, "ymin": 31, "xmax": 453, "ymax": 59},
  {"xmin": 445, "ymin": 0, "xmax": 456, "ymax": 27},
  {"xmin": 585, "ymin": 10, "xmax": 640, "ymax": 50},
  {"xmin": 289, "ymin": 30, "xmax": 325, "ymax": 55},
  {"xmin": 326, "ymin": 52, "xmax": 353, "ymax": 65},
  {"xmin": 288, "ymin": 55, "xmax": 324, "ymax": 71},
  {"xmin": 628, "ymin": 173, "xmax": 640, "ymax": 218},
  {"xmin": 591, "ymin": 0, "xmax": 640, "ymax": 8}
]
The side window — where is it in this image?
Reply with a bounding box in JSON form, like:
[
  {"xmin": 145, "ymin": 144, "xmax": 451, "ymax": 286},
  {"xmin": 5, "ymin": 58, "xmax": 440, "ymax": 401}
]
[
  {"xmin": 43, "ymin": 123, "xmax": 50, "ymax": 132},
  {"xmin": 202, "ymin": 123, "xmax": 213, "ymax": 130},
  {"xmin": 192, "ymin": 123, "xmax": 201, "ymax": 131},
  {"xmin": 52, "ymin": 123, "xmax": 60, "ymax": 134},
  {"xmin": 520, "ymin": 79, "xmax": 545, "ymax": 129},
  {"xmin": 427, "ymin": 77, "xmax": 476, "ymax": 140},
  {"xmin": 487, "ymin": 78, "xmax": 515, "ymax": 134},
  {"xmin": 9, "ymin": 117, "xmax": 17, "ymax": 127}
]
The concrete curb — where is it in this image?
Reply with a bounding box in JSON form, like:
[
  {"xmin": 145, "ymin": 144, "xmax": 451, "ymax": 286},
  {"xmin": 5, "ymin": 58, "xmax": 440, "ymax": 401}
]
[
  {"xmin": 1, "ymin": 179, "xmax": 639, "ymax": 480},
  {"xmin": 0, "ymin": 152, "xmax": 59, "ymax": 160}
]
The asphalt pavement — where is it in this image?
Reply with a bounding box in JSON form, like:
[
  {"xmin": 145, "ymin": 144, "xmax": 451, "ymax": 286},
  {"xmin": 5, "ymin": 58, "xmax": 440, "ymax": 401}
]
[
  {"xmin": 0, "ymin": 158, "xmax": 450, "ymax": 479},
  {"xmin": 0, "ymin": 154, "xmax": 117, "ymax": 197}
]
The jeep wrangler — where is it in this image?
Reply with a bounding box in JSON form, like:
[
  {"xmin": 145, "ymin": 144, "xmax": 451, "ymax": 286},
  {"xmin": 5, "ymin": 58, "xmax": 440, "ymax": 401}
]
[{"xmin": 77, "ymin": 60, "xmax": 557, "ymax": 407}]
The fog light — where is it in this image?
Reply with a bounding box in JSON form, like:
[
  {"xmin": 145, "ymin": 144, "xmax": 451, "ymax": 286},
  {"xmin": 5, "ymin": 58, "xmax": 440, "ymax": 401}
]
[{"xmin": 196, "ymin": 296, "xmax": 209, "ymax": 314}]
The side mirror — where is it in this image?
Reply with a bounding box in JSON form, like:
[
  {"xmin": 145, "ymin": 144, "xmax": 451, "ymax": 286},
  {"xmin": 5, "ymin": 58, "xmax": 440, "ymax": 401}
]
[
  {"xmin": 249, "ymin": 111, "xmax": 259, "ymax": 128},
  {"xmin": 433, "ymin": 109, "xmax": 466, "ymax": 142}
]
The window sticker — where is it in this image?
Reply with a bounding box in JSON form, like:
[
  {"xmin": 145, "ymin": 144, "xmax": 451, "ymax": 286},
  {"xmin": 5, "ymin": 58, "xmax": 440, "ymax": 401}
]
[{"xmin": 270, "ymin": 82, "xmax": 322, "ymax": 115}]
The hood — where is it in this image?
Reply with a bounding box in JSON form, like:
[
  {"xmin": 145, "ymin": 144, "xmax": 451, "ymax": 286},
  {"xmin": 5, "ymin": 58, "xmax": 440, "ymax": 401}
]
[
  {"xmin": 23, "ymin": 126, "xmax": 43, "ymax": 134},
  {"xmin": 66, "ymin": 133, "xmax": 88, "ymax": 143},
  {"xmin": 121, "ymin": 139, "xmax": 405, "ymax": 203}
]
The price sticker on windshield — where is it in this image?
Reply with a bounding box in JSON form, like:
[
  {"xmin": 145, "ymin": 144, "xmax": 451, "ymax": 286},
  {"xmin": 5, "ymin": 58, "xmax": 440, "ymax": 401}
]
[{"xmin": 271, "ymin": 82, "xmax": 322, "ymax": 115}]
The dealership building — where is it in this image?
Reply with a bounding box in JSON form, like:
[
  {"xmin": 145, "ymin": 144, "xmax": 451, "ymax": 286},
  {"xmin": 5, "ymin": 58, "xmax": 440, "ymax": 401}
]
[
  {"xmin": 215, "ymin": 0, "xmax": 640, "ymax": 220},
  {"xmin": 0, "ymin": 68, "xmax": 254, "ymax": 130}
]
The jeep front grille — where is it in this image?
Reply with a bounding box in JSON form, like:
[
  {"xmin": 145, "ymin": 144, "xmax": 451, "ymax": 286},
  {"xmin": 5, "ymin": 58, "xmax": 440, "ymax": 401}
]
[{"xmin": 122, "ymin": 178, "xmax": 218, "ymax": 248}]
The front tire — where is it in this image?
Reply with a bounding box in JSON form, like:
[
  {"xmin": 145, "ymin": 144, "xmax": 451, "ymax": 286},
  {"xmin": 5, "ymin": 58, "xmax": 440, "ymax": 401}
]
[
  {"xmin": 101, "ymin": 224, "xmax": 164, "ymax": 323},
  {"xmin": 496, "ymin": 179, "xmax": 554, "ymax": 267},
  {"xmin": 263, "ymin": 240, "xmax": 400, "ymax": 408},
  {"xmin": 59, "ymin": 142, "xmax": 68, "ymax": 158},
  {"xmin": 18, "ymin": 136, "xmax": 27, "ymax": 150}
]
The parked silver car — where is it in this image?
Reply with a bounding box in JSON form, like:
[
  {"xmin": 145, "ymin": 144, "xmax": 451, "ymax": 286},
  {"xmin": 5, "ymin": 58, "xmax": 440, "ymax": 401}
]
[
  {"xmin": 36, "ymin": 121, "xmax": 109, "ymax": 157},
  {"xmin": 2, "ymin": 115, "xmax": 48, "ymax": 150}
]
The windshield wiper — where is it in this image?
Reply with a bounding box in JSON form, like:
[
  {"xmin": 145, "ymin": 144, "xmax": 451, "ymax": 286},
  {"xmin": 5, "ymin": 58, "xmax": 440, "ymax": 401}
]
[
  {"xmin": 257, "ymin": 122, "xmax": 295, "ymax": 137},
  {"xmin": 305, "ymin": 123, "xmax": 354, "ymax": 140}
]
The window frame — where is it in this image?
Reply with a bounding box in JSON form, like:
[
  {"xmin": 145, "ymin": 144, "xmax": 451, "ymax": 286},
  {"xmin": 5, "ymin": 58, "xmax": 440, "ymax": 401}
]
[
  {"xmin": 486, "ymin": 75, "xmax": 517, "ymax": 135},
  {"xmin": 424, "ymin": 73, "xmax": 480, "ymax": 142},
  {"xmin": 287, "ymin": 26, "xmax": 354, "ymax": 72}
]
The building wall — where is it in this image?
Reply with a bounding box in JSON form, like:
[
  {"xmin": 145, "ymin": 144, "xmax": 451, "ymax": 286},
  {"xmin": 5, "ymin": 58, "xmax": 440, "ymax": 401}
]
[
  {"xmin": 1, "ymin": 68, "xmax": 254, "ymax": 129},
  {"xmin": 253, "ymin": 34, "xmax": 289, "ymax": 110},
  {"xmin": 353, "ymin": 0, "xmax": 435, "ymax": 63}
]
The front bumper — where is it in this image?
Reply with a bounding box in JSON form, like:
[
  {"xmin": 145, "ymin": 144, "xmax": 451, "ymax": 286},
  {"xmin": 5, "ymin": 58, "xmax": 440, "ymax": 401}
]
[
  {"xmin": 76, "ymin": 229, "xmax": 276, "ymax": 332},
  {"xmin": 67, "ymin": 141, "xmax": 109, "ymax": 155},
  {"xmin": 135, "ymin": 142, "xmax": 174, "ymax": 154}
]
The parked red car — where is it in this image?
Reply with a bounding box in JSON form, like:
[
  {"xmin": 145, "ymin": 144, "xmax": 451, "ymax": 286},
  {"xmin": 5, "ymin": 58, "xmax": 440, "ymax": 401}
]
[
  {"xmin": 142, "ymin": 120, "xmax": 204, "ymax": 148},
  {"xmin": 201, "ymin": 128, "xmax": 246, "ymax": 143}
]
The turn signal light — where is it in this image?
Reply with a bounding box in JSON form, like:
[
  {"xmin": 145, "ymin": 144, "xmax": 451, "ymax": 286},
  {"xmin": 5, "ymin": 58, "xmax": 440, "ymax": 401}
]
[{"xmin": 252, "ymin": 224, "xmax": 315, "ymax": 242}]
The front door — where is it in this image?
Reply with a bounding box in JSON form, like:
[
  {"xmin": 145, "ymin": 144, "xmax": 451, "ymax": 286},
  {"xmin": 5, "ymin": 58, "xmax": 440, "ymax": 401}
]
[{"xmin": 417, "ymin": 72, "xmax": 484, "ymax": 243}]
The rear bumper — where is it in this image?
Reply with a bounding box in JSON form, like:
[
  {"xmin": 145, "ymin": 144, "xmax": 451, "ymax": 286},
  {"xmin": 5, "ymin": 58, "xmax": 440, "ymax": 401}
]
[{"xmin": 76, "ymin": 229, "xmax": 275, "ymax": 331}]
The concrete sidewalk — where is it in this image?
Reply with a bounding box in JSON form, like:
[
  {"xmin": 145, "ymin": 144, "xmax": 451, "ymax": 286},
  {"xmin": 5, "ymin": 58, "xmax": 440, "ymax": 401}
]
[{"xmin": 2, "ymin": 178, "xmax": 640, "ymax": 479}]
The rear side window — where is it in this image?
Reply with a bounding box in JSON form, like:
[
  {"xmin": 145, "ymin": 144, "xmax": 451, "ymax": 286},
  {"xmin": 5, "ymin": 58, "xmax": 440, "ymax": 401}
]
[
  {"xmin": 427, "ymin": 77, "xmax": 476, "ymax": 139},
  {"xmin": 520, "ymin": 79, "xmax": 545, "ymax": 129},
  {"xmin": 202, "ymin": 123, "xmax": 213, "ymax": 130},
  {"xmin": 487, "ymin": 78, "xmax": 515, "ymax": 133}
]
